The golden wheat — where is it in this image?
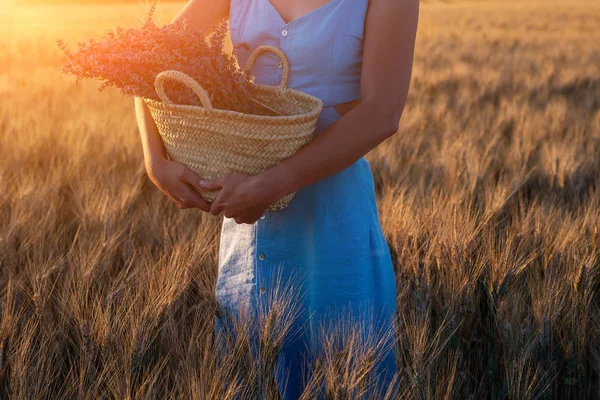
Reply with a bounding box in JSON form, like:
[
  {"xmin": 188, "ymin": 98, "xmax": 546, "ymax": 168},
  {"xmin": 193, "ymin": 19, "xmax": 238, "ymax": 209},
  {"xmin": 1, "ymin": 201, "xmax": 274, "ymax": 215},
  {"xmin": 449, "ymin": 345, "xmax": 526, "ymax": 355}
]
[{"xmin": 1, "ymin": 1, "xmax": 599, "ymax": 398}]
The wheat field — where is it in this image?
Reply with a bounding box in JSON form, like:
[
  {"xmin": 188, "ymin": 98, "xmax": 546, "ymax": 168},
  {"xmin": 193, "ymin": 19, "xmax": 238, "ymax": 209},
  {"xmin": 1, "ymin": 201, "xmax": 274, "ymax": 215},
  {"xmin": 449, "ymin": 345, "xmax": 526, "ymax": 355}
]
[{"xmin": 1, "ymin": 1, "xmax": 600, "ymax": 398}]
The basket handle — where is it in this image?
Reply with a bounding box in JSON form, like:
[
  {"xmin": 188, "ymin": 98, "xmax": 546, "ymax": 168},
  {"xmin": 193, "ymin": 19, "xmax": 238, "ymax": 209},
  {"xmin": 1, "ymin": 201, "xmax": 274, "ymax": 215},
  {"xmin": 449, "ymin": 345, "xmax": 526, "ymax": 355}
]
[
  {"xmin": 154, "ymin": 70, "xmax": 214, "ymax": 111},
  {"xmin": 243, "ymin": 45, "xmax": 290, "ymax": 91}
]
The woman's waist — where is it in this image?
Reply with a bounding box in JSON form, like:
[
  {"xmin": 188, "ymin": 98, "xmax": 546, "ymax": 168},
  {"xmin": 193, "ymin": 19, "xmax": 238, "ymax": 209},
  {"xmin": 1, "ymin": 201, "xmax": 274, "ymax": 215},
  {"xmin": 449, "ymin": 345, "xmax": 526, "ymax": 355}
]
[
  {"xmin": 253, "ymin": 72, "xmax": 360, "ymax": 107},
  {"xmin": 299, "ymin": 156, "xmax": 375, "ymax": 204},
  {"xmin": 314, "ymin": 102, "xmax": 361, "ymax": 138}
]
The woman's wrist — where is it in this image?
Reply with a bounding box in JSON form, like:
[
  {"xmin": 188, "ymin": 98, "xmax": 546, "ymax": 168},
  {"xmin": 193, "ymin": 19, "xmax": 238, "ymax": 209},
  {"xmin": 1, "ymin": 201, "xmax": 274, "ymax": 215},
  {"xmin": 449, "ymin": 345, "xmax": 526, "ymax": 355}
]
[
  {"xmin": 257, "ymin": 164, "xmax": 297, "ymax": 205},
  {"xmin": 144, "ymin": 152, "xmax": 168, "ymax": 176}
]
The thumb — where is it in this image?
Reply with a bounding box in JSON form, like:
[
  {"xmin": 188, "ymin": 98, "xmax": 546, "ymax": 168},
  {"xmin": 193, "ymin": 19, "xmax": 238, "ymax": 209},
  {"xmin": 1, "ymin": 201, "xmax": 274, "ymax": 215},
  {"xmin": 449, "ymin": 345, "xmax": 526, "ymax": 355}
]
[{"xmin": 198, "ymin": 176, "xmax": 225, "ymax": 191}]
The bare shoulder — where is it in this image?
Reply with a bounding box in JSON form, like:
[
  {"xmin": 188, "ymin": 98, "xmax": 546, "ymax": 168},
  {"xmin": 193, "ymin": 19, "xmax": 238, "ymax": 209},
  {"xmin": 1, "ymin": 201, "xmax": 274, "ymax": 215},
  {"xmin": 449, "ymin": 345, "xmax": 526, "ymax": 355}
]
[
  {"xmin": 360, "ymin": 0, "xmax": 420, "ymax": 131},
  {"xmin": 365, "ymin": 0, "xmax": 420, "ymax": 34},
  {"xmin": 171, "ymin": 0, "xmax": 230, "ymax": 32}
]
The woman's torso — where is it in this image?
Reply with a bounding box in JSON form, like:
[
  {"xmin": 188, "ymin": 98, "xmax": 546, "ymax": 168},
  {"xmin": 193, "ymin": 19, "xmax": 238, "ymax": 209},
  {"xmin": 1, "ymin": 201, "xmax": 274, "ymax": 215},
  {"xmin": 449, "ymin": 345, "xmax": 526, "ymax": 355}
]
[{"xmin": 228, "ymin": 0, "xmax": 369, "ymax": 134}]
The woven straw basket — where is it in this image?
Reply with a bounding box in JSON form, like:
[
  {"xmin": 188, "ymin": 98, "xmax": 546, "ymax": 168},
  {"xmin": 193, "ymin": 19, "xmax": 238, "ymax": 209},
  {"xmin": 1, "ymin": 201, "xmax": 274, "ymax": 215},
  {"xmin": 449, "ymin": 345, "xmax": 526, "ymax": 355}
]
[{"xmin": 143, "ymin": 45, "xmax": 324, "ymax": 211}]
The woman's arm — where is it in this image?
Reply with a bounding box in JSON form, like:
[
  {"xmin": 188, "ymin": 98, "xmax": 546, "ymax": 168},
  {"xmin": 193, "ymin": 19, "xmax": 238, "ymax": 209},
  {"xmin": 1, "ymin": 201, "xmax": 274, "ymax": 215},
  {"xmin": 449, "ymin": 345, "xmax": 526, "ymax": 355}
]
[
  {"xmin": 256, "ymin": 0, "xmax": 420, "ymax": 202},
  {"xmin": 197, "ymin": 0, "xmax": 419, "ymax": 224},
  {"xmin": 134, "ymin": 0, "xmax": 230, "ymax": 211},
  {"xmin": 170, "ymin": 0, "xmax": 230, "ymax": 30}
]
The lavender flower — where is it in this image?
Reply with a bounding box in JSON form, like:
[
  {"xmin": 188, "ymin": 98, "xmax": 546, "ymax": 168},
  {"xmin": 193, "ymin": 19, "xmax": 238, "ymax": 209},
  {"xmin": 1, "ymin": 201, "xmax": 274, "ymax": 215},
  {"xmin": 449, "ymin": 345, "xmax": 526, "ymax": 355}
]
[{"xmin": 57, "ymin": 4, "xmax": 265, "ymax": 115}]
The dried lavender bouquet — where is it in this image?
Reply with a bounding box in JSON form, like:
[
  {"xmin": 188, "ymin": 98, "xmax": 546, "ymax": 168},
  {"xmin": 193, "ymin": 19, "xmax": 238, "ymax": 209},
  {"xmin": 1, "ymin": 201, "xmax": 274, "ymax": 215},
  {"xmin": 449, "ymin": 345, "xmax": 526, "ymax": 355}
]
[{"xmin": 57, "ymin": 4, "xmax": 269, "ymax": 116}]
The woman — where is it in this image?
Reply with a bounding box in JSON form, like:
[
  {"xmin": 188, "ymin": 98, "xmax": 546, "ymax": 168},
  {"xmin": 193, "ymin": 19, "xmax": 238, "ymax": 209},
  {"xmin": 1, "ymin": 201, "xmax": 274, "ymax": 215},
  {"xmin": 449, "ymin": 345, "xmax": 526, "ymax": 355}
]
[{"xmin": 134, "ymin": 0, "xmax": 419, "ymax": 397}]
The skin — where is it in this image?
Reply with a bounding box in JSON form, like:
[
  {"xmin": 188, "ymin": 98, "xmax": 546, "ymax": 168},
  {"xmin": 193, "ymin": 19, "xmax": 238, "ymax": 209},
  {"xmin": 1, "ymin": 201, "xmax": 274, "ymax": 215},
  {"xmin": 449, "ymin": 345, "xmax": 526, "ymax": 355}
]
[{"xmin": 135, "ymin": 0, "xmax": 420, "ymax": 224}]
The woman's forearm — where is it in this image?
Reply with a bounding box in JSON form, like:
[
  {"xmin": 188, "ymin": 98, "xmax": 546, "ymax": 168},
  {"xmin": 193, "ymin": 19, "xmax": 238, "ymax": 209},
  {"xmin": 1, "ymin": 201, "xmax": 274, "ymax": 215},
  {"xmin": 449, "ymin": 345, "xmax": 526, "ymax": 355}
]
[
  {"xmin": 258, "ymin": 101, "xmax": 402, "ymax": 203},
  {"xmin": 258, "ymin": 0, "xmax": 417, "ymax": 204},
  {"xmin": 134, "ymin": 96, "xmax": 168, "ymax": 171}
]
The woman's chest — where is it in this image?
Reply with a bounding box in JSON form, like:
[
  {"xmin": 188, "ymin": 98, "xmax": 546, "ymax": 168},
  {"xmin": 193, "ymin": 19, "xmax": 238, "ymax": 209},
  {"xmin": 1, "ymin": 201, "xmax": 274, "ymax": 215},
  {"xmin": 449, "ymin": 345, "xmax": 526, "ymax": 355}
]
[
  {"xmin": 267, "ymin": 0, "xmax": 336, "ymax": 25},
  {"xmin": 229, "ymin": 0, "xmax": 368, "ymax": 86}
]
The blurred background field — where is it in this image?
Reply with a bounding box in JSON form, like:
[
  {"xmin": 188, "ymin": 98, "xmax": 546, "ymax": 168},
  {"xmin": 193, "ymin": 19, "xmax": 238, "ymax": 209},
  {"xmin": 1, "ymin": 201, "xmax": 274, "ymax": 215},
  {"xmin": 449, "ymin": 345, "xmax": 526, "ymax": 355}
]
[{"xmin": 1, "ymin": 1, "xmax": 600, "ymax": 398}]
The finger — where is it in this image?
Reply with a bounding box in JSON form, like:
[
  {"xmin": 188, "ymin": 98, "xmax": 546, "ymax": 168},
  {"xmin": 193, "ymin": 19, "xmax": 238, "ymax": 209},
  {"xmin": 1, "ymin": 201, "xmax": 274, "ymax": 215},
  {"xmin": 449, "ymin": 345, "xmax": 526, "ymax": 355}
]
[
  {"xmin": 236, "ymin": 217, "xmax": 254, "ymax": 225},
  {"xmin": 232, "ymin": 211, "xmax": 260, "ymax": 225},
  {"xmin": 210, "ymin": 196, "xmax": 227, "ymax": 216},
  {"xmin": 181, "ymin": 168, "xmax": 208, "ymax": 193},
  {"xmin": 210, "ymin": 202, "xmax": 223, "ymax": 216},
  {"xmin": 224, "ymin": 209, "xmax": 243, "ymax": 219},
  {"xmin": 161, "ymin": 190, "xmax": 186, "ymax": 209},
  {"xmin": 180, "ymin": 185, "xmax": 212, "ymax": 213},
  {"xmin": 199, "ymin": 176, "xmax": 225, "ymax": 192},
  {"xmin": 230, "ymin": 206, "xmax": 256, "ymax": 220},
  {"xmin": 230, "ymin": 211, "xmax": 247, "ymax": 221},
  {"xmin": 171, "ymin": 198, "xmax": 186, "ymax": 209},
  {"xmin": 176, "ymin": 168, "xmax": 213, "ymax": 212}
]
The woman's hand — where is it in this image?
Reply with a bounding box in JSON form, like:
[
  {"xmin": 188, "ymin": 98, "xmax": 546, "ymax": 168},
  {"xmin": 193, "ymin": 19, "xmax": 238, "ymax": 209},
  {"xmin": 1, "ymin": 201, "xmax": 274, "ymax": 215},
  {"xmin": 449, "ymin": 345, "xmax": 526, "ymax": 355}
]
[
  {"xmin": 146, "ymin": 158, "xmax": 211, "ymax": 212},
  {"xmin": 199, "ymin": 173, "xmax": 278, "ymax": 224}
]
